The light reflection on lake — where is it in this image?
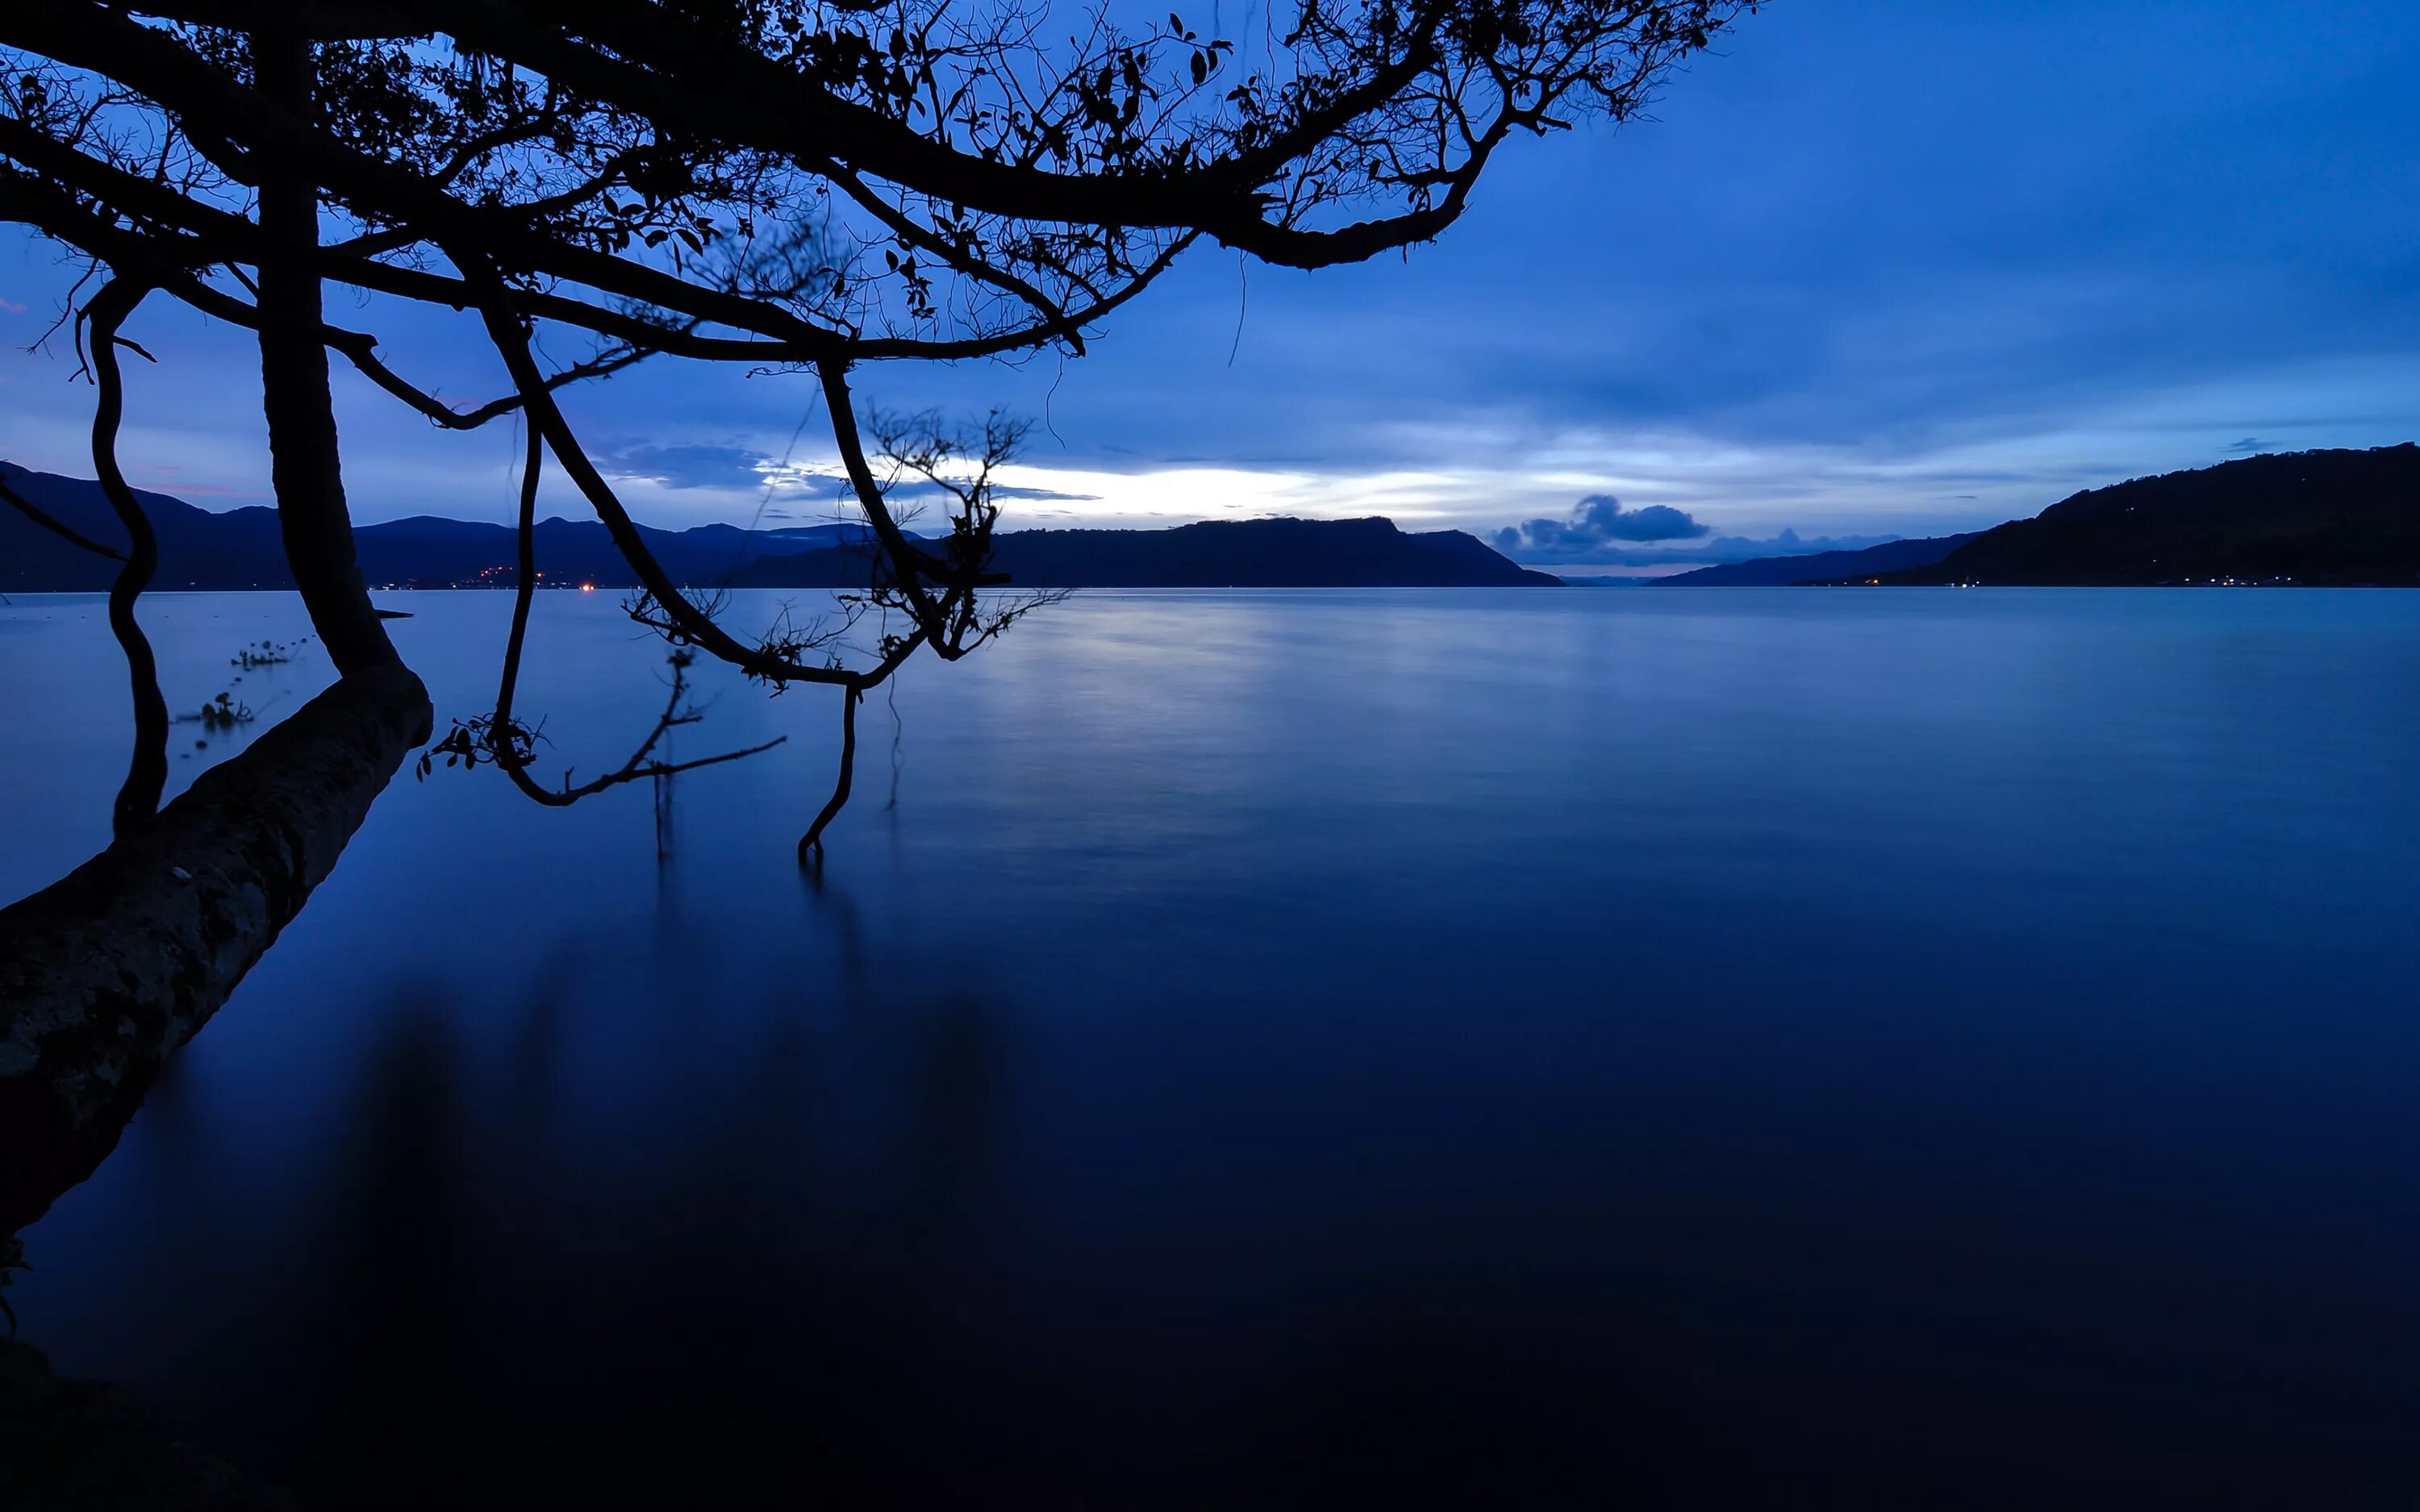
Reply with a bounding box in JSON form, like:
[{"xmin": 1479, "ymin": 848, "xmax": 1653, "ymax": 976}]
[{"xmin": 6, "ymin": 586, "xmax": 2420, "ymax": 1508}]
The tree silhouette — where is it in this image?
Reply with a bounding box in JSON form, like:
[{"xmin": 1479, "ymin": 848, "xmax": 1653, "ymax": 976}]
[{"xmin": 0, "ymin": 0, "xmax": 1749, "ymax": 1235}]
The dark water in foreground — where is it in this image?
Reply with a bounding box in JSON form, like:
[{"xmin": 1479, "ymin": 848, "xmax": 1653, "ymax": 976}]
[{"xmin": 6, "ymin": 587, "xmax": 2420, "ymax": 1509}]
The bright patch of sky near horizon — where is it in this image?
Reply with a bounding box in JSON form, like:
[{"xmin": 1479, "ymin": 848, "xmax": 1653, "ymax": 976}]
[{"xmin": 2, "ymin": 1, "xmax": 2416, "ymax": 565}]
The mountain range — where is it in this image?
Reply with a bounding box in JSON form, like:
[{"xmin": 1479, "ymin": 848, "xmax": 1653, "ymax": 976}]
[
  {"xmin": 1656, "ymin": 444, "xmax": 2420, "ymax": 587},
  {"xmin": 1869, "ymin": 444, "xmax": 2420, "ymax": 586},
  {"xmin": 1653, "ymin": 533, "xmax": 1978, "ymax": 585},
  {"xmin": 0, "ymin": 463, "xmax": 1557, "ymax": 591},
  {"xmin": 729, "ymin": 516, "xmax": 1561, "ymax": 589},
  {"xmin": 12, "ymin": 445, "xmax": 2417, "ymax": 594}
]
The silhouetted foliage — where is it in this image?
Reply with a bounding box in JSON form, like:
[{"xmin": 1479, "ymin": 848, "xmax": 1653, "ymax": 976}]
[{"xmin": 232, "ymin": 635, "xmax": 307, "ymax": 668}]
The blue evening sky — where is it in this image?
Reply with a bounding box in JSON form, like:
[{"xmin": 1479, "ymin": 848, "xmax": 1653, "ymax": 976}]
[{"xmin": 2, "ymin": 0, "xmax": 2415, "ymax": 569}]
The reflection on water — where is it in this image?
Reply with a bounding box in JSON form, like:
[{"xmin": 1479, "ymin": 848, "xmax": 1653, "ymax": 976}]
[
  {"xmin": 274, "ymin": 967, "xmax": 1020, "ymax": 1506},
  {"xmin": 6, "ymin": 588, "xmax": 2420, "ymax": 1507}
]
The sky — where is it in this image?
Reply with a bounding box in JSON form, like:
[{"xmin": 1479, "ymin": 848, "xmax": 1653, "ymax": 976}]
[{"xmin": 3, "ymin": 0, "xmax": 2417, "ymax": 573}]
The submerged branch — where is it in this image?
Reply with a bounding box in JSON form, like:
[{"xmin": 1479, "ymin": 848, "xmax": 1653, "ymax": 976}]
[
  {"xmin": 419, "ymin": 425, "xmax": 786, "ymax": 803},
  {"xmin": 799, "ymin": 685, "xmax": 862, "ymax": 864},
  {"xmin": 457, "ymin": 251, "xmax": 862, "ymax": 690}
]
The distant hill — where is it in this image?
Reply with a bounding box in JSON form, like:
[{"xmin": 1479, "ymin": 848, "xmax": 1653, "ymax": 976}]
[
  {"xmin": 1, "ymin": 463, "xmax": 1553, "ymax": 591},
  {"xmin": 733, "ymin": 517, "xmax": 1559, "ymax": 589},
  {"xmin": 0, "ymin": 463, "xmax": 881, "ymax": 592},
  {"xmin": 999, "ymin": 517, "xmax": 1558, "ymax": 586},
  {"xmin": 1653, "ymin": 533, "xmax": 1977, "ymax": 586},
  {"xmin": 1874, "ymin": 445, "xmax": 2420, "ymax": 586},
  {"xmin": 2, "ymin": 465, "xmax": 289, "ymax": 593}
]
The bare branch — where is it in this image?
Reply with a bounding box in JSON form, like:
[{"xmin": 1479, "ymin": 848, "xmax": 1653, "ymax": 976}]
[{"xmin": 81, "ymin": 278, "xmax": 170, "ymax": 839}]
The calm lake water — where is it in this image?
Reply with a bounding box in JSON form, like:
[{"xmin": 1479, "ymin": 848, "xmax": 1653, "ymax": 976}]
[{"xmin": 6, "ymin": 586, "xmax": 2420, "ymax": 1509}]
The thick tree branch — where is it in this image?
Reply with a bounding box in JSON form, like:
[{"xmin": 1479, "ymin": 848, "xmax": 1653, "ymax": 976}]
[
  {"xmin": 0, "ymin": 144, "xmax": 779, "ymax": 364},
  {"xmin": 415, "ymin": 0, "xmax": 1447, "ymax": 233},
  {"xmin": 0, "ymin": 664, "xmax": 432, "ymax": 1239},
  {"xmin": 0, "ymin": 9, "xmax": 855, "ymax": 351}
]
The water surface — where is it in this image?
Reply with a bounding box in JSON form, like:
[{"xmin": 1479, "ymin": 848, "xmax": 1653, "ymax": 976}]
[{"xmin": 6, "ymin": 587, "xmax": 2419, "ymax": 1508}]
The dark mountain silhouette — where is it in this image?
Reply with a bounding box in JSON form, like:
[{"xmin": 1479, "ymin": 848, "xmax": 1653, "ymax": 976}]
[
  {"xmin": 0, "ymin": 462, "xmax": 883, "ymax": 592},
  {"xmin": 1004, "ymin": 517, "xmax": 1559, "ymax": 586},
  {"xmin": 2, "ymin": 463, "xmax": 1554, "ymax": 591},
  {"xmin": 1871, "ymin": 444, "xmax": 2420, "ymax": 586},
  {"xmin": 1653, "ymin": 533, "xmax": 1977, "ymax": 585},
  {"xmin": 2, "ymin": 464, "xmax": 290, "ymax": 592},
  {"xmin": 732, "ymin": 516, "xmax": 1560, "ymax": 588}
]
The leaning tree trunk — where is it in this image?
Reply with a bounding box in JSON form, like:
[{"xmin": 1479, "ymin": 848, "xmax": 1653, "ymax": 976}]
[
  {"xmin": 0, "ymin": 26, "xmax": 429, "ymax": 1239},
  {"xmin": 0, "ymin": 668, "xmax": 428, "ymax": 1237}
]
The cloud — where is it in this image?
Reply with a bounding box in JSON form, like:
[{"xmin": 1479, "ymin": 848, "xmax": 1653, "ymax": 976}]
[
  {"xmin": 1492, "ymin": 494, "xmax": 1709, "ymax": 559},
  {"xmin": 589, "ymin": 444, "xmax": 865, "ymax": 499},
  {"xmin": 1663, "ymin": 530, "xmax": 1909, "ymax": 564},
  {"xmin": 589, "ymin": 442, "xmax": 1097, "ymax": 506},
  {"xmin": 596, "ymin": 443, "xmax": 786, "ymax": 491},
  {"xmin": 984, "ymin": 482, "xmax": 1100, "ymax": 502},
  {"xmin": 1500, "ymin": 527, "xmax": 1914, "ymax": 568},
  {"xmin": 2226, "ymin": 436, "xmax": 2276, "ymax": 454}
]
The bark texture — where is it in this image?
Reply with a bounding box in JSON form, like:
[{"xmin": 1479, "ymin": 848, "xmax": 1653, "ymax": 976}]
[{"xmin": 0, "ymin": 667, "xmax": 430, "ymax": 1238}]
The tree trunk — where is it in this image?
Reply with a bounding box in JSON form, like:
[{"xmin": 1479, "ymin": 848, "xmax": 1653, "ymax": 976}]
[
  {"xmin": 252, "ymin": 24, "xmax": 398, "ymax": 677},
  {"xmin": 0, "ymin": 31, "xmax": 433, "ymax": 1240},
  {"xmin": 0, "ymin": 665, "xmax": 430, "ymax": 1238}
]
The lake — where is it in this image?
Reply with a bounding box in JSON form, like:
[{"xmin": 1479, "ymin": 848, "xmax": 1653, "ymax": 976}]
[{"xmin": 6, "ymin": 586, "xmax": 2420, "ymax": 1509}]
